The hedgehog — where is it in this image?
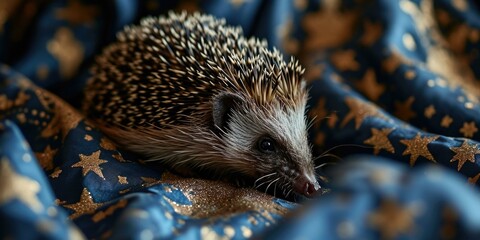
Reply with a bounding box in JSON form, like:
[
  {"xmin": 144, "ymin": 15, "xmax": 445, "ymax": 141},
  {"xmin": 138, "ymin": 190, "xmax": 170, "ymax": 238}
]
[{"xmin": 83, "ymin": 11, "xmax": 320, "ymax": 198}]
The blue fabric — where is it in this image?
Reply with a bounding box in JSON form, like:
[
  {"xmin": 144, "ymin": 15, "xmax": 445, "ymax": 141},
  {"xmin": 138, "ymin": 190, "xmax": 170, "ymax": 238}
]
[{"xmin": 1, "ymin": 0, "xmax": 480, "ymax": 239}]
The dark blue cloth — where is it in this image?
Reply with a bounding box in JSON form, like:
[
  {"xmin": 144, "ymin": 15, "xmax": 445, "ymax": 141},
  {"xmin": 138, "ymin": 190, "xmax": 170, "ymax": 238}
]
[{"xmin": 1, "ymin": 0, "xmax": 480, "ymax": 239}]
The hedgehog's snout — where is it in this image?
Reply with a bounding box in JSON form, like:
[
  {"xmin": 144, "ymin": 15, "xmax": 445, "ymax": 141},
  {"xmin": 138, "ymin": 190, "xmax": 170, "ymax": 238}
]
[{"xmin": 293, "ymin": 174, "xmax": 321, "ymax": 197}]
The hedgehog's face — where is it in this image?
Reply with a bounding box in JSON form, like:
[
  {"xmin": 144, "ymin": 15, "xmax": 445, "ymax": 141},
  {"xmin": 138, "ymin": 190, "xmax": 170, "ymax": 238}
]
[{"xmin": 212, "ymin": 92, "xmax": 320, "ymax": 198}]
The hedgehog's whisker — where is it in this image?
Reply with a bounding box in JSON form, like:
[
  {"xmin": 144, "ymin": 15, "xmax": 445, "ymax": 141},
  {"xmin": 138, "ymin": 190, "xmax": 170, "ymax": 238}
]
[
  {"xmin": 253, "ymin": 172, "xmax": 276, "ymax": 188},
  {"xmin": 314, "ymin": 154, "xmax": 342, "ymax": 169},
  {"xmin": 318, "ymin": 143, "xmax": 372, "ymax": 158},
  {"xmin": 265, "ymin": 177, "xmax": 280, "ymax": 195}
]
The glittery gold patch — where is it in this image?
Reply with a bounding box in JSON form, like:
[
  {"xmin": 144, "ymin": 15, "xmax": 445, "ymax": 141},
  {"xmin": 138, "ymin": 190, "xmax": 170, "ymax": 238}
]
[
  {"xmin": 449, "ymin": 141, "xmax": 480, "ymax": 171},
  {"xmin": 92, "ymin": 199, "xmax": 128, "ymax": 223},
  {"xmin": 160, "ymin": 172, "xmax": 290, "ymax": 219},
  {"xmin": 34, "ymin": 87, "xmax": 82, "ymax": 140},
  {"xmin": 72, "ymin": 150, "xmax": 108, "ymax": 179},
  {"xmin": 63, "ymin": 188, "xmax": 103, "ymax": 219},
  {"xmin": 400, "ymin": 134, "xmax": 438, "ymax": 166},
  {"xmin": 364, "ymin": 128, "xmax": 395, "ymax": 155}
]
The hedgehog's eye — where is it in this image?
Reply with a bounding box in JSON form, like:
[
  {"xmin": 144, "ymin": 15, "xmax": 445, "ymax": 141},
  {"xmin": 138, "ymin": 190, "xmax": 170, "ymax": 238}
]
[{"xmin": 258, "ymin": 137, "xmax": 276, "ymax": 154}]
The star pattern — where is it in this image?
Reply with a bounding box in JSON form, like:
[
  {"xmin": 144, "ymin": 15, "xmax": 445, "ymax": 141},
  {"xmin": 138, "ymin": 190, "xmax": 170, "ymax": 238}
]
[
  {"xmin": 1, "ymin": 1, "xmax": 480, "ymax": 239},
  {"xmin": 355, "ymin": 68, "xmax": 385, "ymax": 101},
  {"xmin": 302, "ymin": 1, "xmax": 358, "ymax": 51},
  {"xmin": 468, "ymin": 173, "xmax": 480, "ymax": 185},
  {"xmin": 441, "ymin": 115, "xmax": 453, "ymax": 128},
  {"xmin": 424, "ymin": 105, "xmax": 436, "ymax": 119},
  {"xmin": 72, "ymin": 150, "xmax": 108, "ymax": 179},
  {"xmin": 459, "ymin": 121, "xmax": 478, "ymax": 138},
  {"xmin": 0, "ymin": 159, "xmax": 43, "ymax": 213},
  {"xmin": 341, "ymin": 97, "xmax": 386, "ymax": 129},
  {"xmin": 364, "ymin": 128, "xmax": 395, "ymax": 155},
  {"xmin": 47, "ymin": 27, "xmax": 84, "ymax": 79},
  {"xmin": 450, "ymin": 140, "xmax": 480, "ymax": 171},
  {"xmin": 330, "ymin": 49, "xmax": 360, "ymax": 71},
  {"xmin": 400, "ymin": 134, "xmax": 438, "ymax": 166},
  {"xmin": 309, "ymin": 97, "xmax": 328, "ymax": 128},
  {"xmin": 35, "ymin": 145, "xmax": 58, "ymax": 171},
  {"xmin": 63, "ymin": 188, "xmax": 103, "ymax": 219},
  {"xmin": 368, "ymin": 199, "xmax": 416, "ymax": 239},
  {"xmin": 394, "ymin": 96, "xmax": 416, "ymax": 122},
  {"xmin": 55, "ymin": 0, "xmax": 98, "ymax": 25},
  {"xmin": 360, "ymin": 20, "xmax": 383, "ymax": 46}
]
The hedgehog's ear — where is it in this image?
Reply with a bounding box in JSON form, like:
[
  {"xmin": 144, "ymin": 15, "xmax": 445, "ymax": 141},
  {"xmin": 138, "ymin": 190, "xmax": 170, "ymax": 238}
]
[{"xmin": 212, "ymin": 92, "xmax": 243, "ymax": 132}]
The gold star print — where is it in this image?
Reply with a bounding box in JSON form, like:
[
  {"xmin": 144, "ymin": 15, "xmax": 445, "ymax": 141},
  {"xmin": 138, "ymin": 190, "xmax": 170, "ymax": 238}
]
[
  {"xmin": 441, "ymin": 115, "xmax": 453, "ymax": 128},
  {"xmin": 327, "ymin": 112, "xmax": 338, "ymax": 128},
  {"xmin": 424, "ymin": 105, "xmax": 436, "ymax": 119},
  {"xmin": 360, "ymin": 20, "xmax": 383, "ymax": 46},
  {"xmin": 308, "ymin": 97, "xmax": 328, "ymax": 129},
  {"xmin": 72, "ymin": 150, "xmax": 108, "ymax": 179},
  {"xmin": 368, "ymin": 199, "xmax": 415, "ymax": 239},
  {"xmin": 35, "ymin": 87, "xmax": 82, "ymax": 140},
  {"xmin": 450, "ymin": 140, "xmax": 480, "ymax": 171},
  {"xmin": 468, "ymin": 173, "xmax": 480, "ymax": 185},
  {"xmin": 50, "ymin": 167, "xmax": 62, "ymax": 178},
  {"xmin": 35, "ymin": 145, "xmax": 58, "ymax": 171},
  {"xmin": 118, "ymin": 176, "xmax": 128, "ymax": 185},
  {"xmin": 92, "ymin": 199, "xmax": 128, "ymax": 223},
  {"xmin": 341, "ymin": 97, "xmax": 387, "ymax": 129},
  {"xmin": 400, "ymin": 134, "xmax": 438, "ymax": 166},
  {"xmin": 84, "ymin": 134, "xmax": 93, "ymax": 141},
  {"xmin": 364, "ymin": 128, "xmax": 395, "ymax": 155},
  {"xmin": 63, "ymin": 188, "xmax": 103, "ymax": 219},
  {"xmin": 355, "ymin": 68, "xmax": 385, "ymax": 101},
  {"xmin": 47, "ymin": 27, "xmax": 84, "ymax": 79},
  {"xmin": 459, "ymin": 121, "xmax": 478, "ymax": 138},
  {"xmin": 304, "ymin": 64, "xmax": 324, "ymax": 83},
  {"xmin": 0, "ymin": 159, "xmax": 43, "ymax": 213},
  {"xmin": 382, "ymin": 50, "xmax": 411, "ymax": 74},
  {"xmin": 0, "ymin": 90, "xmax": 30, "ymax": 111},
  {"xmin": 100, "ymin": 137, "xmax": 116, "ymax": 151},
  {"xmin": 55, "ymin": 0, "xmax": 98, "ymax": 25},
  {"xmin": 394, "ymin": 96, "xmax": 416, "ymax": 122},
  {"xmin": 330, "ymin": 49, "xmax": 360, "ymax": 71},
  {"xmin": 302, "ymin": 0, "xmax": 358, "ymax": 51}
]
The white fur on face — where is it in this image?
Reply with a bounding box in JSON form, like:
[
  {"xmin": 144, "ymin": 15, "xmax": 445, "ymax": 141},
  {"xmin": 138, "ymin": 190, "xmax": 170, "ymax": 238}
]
[{"xmin": 222, "ymin": 95, "xmax": 314, "ymax": 179}]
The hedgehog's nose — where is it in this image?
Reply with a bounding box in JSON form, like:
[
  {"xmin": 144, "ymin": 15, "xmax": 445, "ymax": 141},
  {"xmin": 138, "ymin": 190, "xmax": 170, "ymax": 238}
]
[{"xmin": 294, "ymin": 176, "xmax": 320, "ymax": 197}]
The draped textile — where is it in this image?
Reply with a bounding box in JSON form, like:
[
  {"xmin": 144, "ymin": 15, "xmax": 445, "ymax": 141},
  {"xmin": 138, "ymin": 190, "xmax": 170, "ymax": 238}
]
[{"xmin": 1, "ymin": 0, "xmax": 480, "ymax": 239}]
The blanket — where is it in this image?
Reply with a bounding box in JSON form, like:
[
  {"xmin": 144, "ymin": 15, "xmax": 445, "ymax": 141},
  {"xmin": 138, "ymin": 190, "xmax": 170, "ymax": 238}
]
[{"xmin": 1, "ymin": 0, "xmax": 480, "ymax": 239}]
